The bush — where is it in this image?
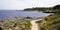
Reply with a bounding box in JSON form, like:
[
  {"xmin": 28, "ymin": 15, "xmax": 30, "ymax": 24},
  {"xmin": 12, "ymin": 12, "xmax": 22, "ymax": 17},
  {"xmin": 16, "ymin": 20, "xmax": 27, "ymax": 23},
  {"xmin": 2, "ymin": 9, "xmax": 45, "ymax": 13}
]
[{"xmin": 48, "ymin": 24, "xmax": 60, "ymax": 30}]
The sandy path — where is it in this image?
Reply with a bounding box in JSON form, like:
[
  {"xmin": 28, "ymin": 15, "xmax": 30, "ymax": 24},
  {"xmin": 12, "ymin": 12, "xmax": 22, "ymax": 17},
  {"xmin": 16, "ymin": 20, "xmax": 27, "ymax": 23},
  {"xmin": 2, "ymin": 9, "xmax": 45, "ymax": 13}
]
[{"xmin": 31, "ymin": 19, "xmax": 42, "ymax": 30}]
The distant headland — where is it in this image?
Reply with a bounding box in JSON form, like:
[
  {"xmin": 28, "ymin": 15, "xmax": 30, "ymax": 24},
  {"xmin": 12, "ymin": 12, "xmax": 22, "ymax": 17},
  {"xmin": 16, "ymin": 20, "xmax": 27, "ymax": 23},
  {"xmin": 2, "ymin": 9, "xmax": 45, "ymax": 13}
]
[{"xmin": 24, "ymin": 5, "xmax": 60, "ymax": 13}]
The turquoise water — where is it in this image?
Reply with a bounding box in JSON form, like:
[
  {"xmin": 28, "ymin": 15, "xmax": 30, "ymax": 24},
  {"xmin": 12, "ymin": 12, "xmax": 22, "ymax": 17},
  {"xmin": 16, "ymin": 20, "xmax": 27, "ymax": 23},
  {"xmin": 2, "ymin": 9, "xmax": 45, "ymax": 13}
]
[{"xmin": 0, "ymin": 10, "xmax": 50, "ymax": 19}]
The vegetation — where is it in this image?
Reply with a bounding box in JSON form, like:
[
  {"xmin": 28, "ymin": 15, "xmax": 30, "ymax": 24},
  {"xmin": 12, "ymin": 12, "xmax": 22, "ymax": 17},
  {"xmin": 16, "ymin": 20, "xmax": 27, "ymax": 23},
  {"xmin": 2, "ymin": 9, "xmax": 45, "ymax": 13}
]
[
  {"xmin": 24, "ymin": 5, "xmax": 60, "ymax": 11},
  {"xmin": 53, "ymin": 5, "xmax": 60, "ymax": 10},
  {"xmin": 37, "ymin": 12, "xmax": 60, "ymax": 30},
  {"xmin": 0, "ymin": 4, "xmax": 60, "ymax": 30},
  {"xmin": 34, "ymin": 5, "xmax": 60, "ymax": 30},
  {"xmin": 0, "ymin": 18, "xmax": 31, "ymax": 30},
  {"xmin": 24, "ymin": 7, "xmax": 52, "ymax": 11}
]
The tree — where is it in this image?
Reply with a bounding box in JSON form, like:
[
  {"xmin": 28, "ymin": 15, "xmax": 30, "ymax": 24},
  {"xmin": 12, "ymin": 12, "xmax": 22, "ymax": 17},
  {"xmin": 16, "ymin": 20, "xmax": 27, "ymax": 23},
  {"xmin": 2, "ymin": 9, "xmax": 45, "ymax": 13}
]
[
  {"xmin": 0, "ymin": 27, "xmax": 2, "ymax": 30},
  {"xmin": 53, "ymin": 5, "xmax": 60, "ymax": 10}
]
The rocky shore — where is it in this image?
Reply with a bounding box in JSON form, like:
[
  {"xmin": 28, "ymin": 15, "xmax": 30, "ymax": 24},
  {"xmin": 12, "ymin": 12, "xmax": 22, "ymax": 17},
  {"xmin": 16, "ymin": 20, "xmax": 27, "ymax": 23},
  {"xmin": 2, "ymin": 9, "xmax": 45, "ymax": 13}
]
[{"xmin": 0, "ymin": 17, "xmax": 33, "ymax": 30}]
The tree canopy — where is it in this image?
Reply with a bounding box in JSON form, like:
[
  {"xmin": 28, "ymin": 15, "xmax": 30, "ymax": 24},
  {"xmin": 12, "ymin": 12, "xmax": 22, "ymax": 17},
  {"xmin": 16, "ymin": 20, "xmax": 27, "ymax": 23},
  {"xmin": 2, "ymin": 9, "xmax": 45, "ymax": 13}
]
[{"xmin": 53, "ymin": 5, "xmax": 60, "ymax": 10}]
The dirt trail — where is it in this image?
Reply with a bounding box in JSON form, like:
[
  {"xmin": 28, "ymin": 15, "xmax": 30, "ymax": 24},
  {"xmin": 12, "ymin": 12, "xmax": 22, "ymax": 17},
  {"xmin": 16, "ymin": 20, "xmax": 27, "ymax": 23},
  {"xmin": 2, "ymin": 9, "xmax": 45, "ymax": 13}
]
[{"xmin": 31, "ymin": 19, "xmax": 42, "ymax": 30}]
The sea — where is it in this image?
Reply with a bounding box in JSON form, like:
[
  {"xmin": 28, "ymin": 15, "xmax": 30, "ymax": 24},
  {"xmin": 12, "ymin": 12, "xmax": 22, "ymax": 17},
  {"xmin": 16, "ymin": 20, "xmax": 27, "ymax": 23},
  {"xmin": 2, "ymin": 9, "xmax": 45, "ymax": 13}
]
[{"xmin": 0, "ymin": 10, "xmax": 50, "ymax": 19}]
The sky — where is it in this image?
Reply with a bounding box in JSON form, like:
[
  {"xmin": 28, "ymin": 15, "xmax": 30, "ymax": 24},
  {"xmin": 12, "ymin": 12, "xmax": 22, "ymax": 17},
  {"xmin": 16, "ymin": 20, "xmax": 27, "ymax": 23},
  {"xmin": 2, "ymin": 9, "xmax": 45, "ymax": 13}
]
[{"xmin": 0, "ymin": 0, "xmax": 60, "ymax": 10}]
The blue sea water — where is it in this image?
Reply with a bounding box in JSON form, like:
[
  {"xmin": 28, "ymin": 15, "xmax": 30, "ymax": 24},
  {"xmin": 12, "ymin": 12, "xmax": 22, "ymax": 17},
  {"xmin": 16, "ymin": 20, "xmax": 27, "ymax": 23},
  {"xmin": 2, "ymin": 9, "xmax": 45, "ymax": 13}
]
[{"xmin": 0, "ymin": 10, "xmax": 50, "ymax": 19}]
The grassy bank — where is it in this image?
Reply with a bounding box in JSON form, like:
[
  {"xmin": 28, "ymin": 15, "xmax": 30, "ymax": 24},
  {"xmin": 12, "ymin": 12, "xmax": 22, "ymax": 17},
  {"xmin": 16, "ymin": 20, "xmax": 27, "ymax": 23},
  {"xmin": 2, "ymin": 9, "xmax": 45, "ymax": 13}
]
[
  {"xmin": 36, "ymin": 12, "xmax": 60, "ymax": 30},
  {"xmin": 0, "ymin": 17, "xmax": 32, "ymax": 30}
]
